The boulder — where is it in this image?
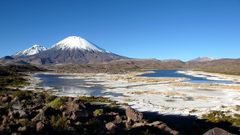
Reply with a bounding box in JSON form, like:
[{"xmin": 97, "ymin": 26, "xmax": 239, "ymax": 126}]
[
  {"xmin": 21, "ymin": 100, "xmax": 26, "ymax": 104},
  {"xmin": 0, "ymin": 107, "xmax": 7, "ymax": 116},
  {"xmin": 2, "ymin": 116, "xmax": 8, "ymax": 125},
  {"xmin": 68, "ymin": 97, "xmax": 74, "ymax": 102},
  {"xmin": 105, "ymin": 122, "xmax": 117, "ymax": 133},
  {"xmin": 132, "ymin": 122, "xmax": 146, "ymax": 128},
  {"xmin": 70, "ymin": 110, "xmax": 89, "ymax": 120},
  {"xmin": 34, "ymin": 95, "xmax": 45, "ymax": 104},
  {"xmin": 2, "ymin": 96, "xmax": 11, "ymax": 103},
  {"xmin": 17, "ymin": 126, "xmax": 27, "ymax": 132},
  {"xmin": 8, "ymin": 110, "xmax": 18, "ymax": 119},
  {"xmin": 203, "ymin": 127, "xmax": 232, "ymax": 135},
  {"xmin": 36, "ymin": 121, "xmax": 45, "ymax": 132},
  {"xmin": 69, "ymin": 99, "xmax": 86, "ymax": 110},
  {"xmin": 66, "ymin": 102, "xmax": 82, "ymax": 112},
  {"xmin": 125, "ymin": 106, "xmax": 143, "ymax": 122},
  {"xmin": 130, "ymin": 120, "xmax": 179, "ymax": 135},
  {"xmin": 114, "ymin": 115, "xmax": 123, "ymax": 124},
  {"xmin": 13, "ymin": 110, "xmax": 27, "ymax": 118},
  {"xmin": 42, "ymin": 106, "xmax": 59, "ymax": 117},
  {"xmin": 12, "ymin": 97, "xmax": 19, "ymax": 102},
  {"xmin": 32, "ymin": 110, "xmax": 45, "ymax": 122},
  {"xmin": 148, "ymin": 121, "xmax": 179, "ymax": 135},
  {"xmin": 12, "ymin": 103, "xmax": 23, "ymax": 110},
  {"xmin": 107, "ymin": 112, "xmax": 119, "ymax": 116},
  {"xmin": 62, "ymin": 99, "xmax": 87, "ymax": 119}
]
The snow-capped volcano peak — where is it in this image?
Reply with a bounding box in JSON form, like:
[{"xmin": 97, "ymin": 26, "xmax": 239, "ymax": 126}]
[
  {"xmin": 189, "ymin": 57, "xmax": 217, "ymax": 62},
  {"xmin": 52, "ymin": 36, "xmax": 105, "ymax": 52},
  {"xmin": 15, "ymin": 44, "xmax": 47, "ymax": 56}
]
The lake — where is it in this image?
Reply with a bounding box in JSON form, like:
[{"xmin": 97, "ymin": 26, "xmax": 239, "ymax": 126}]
[
  {"xmin": 32, "ymin": 70, "xmax": 240, "ymax": 116},
  {"xmin": 140, "ymin": 70, "xmax": 236, "ymax": 84},
  {"xmin": 34, "ymin": 70, "xmax": 237, "ymax": 97},
  {"xmin": 34, "ymin": 73, "xmax": 105, "ymax": 96}
]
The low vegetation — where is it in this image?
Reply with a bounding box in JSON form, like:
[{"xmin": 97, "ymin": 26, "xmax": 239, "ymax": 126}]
[
  {"xmin": 79, "ymin": 96, "xmax": 117, "ymax": 105},
  {"xmin": 55, "ymin": 59, "xmax": 185, "ymax": 74},
  {"xmin": 93, "ymin": 109, "xmax": 104, "ymax": 116},
  {"xmin": 189, "ymin": 59, "xmax": 240, "ymax": 75},
  {"xmin": 0, "ymin": 65, "xmax": 44, "ymax": 87},
  {"xmin": 202, "ymin": 110, "xmax": 240, "ymax": 126},
  {"xmin": 47, "ymin": 98, "xmax": 65, "ymax": 109}
]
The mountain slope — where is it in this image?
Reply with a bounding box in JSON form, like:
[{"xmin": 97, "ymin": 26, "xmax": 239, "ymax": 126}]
[
  {"xmin": 21, "ymin": 36, "xmax": 126, "ymax": 64},
  {"xmin": 15, "ymin": 45, "xmax": 47, "ymax": 57},
  {"xmin": 52, "ymin": 36, "xmax": 105, "ymax": 52},
  {"xmin": 189, "ymin": 57, "xmax": 216, "ymax": 62}
]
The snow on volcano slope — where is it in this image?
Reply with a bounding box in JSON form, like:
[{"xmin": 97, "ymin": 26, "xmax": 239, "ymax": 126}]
[
  {"xmin": 15, "ymin": 45, "xmax": 47, "ymax": 56},
  {"xmin": 51, "ymin": 36, "xmax": 105, "ymax": 52},
  {"xmin": 25, "ymin": 36, "xmax": 125, "ymax": 64}
]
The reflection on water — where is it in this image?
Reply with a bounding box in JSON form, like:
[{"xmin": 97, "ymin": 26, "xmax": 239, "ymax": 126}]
[
  {"xmin": 141, "ymin": 70, "xmax": 236, "ymax": 84},
  {"xmin": 34, "ymin": 73, "xmax": 123, "ymax": 97},
  {"xmin": 35, "ymin": 70, "xmax": 238, "ymax": 97}
]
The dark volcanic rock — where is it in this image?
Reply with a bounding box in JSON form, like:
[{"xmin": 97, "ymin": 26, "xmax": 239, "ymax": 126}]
[
  {"xmin": 70, "ymin": 110, "xmax": 89, "ymax": 120},
  {"xmin": 0, "ymin": 107, "xmax": 7, "ymax": 116},
  {"xmin": 31, "ymin": 48, "xmax": 125, "ymax": 64},
  {"xmin": 43, "ymin": 106, "xmax": 60, "ymax": 117}
]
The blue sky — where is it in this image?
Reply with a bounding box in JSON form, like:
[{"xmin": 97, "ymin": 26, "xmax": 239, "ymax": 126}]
[{"xmin": 0, "ymin": 0, "xmax": 240, "ymax": 61}]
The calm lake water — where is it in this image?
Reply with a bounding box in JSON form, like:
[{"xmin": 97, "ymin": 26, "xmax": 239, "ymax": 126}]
[
  {"xmin": 35, "ymin": 70, "xmax": 237, "ymax": 96},
  {"xmin": 140, "ymin": 70, "xmax": 236, "ymax": 84},
  {"xmin": 34, "ymin": 73, "xmax": 124, "ymax": 97},
  {"xmin": 35, "ymin": 73, "xmax": 105, "ymax": 96}
]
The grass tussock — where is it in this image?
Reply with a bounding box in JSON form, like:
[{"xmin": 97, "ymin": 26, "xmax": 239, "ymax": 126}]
[{"xmin": 202, "ymin": 110, "xmax": 240, "ymax": 126}]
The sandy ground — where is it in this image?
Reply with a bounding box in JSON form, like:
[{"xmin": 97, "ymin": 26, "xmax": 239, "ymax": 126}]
[{"xmin": 25, "ymin": 71, "xmax": 240, "ymax": 118}]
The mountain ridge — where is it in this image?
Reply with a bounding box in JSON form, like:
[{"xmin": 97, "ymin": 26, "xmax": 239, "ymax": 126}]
[
  {"xmin": 15, "ymin": 45, "xmax": 47, "ymax": 57},
  {"xmin": 11, "ymin": 36, "xmax": 126, "ymax": 64},
  {"xmin": 189, "ymin": 57, "xmax": 217, "ymax": 62}
]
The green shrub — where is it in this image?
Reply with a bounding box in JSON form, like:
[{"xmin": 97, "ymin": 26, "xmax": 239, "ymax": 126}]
[
  {"xmin": 12, "ymin": 90, "xmax": 32, "ymax": 100},
  {"xmin": 48, "ymin": 98, "xmax": 64, "ymax": 109},
  {"xmin": 50, "ymin": 115, "xmax": 70, "ymax": 130},
  {"xmin": 18, "ymin": 118, "xmax": 31, "ymax": 126},
  {"xmin": 45, "ymin": 94, "xmax": 56, "ymax": 103},
  {"xmin": 79, "ymin": 96, "xmax": 116, "ymax": 104},
  {"xmin": 233, "ymin": 114, "xmax": 240, "ymax": 126},
  {"xmin": 202, "ymin": 111, "xmax": 234, "ymax": 123},
  {"xmin": 202, "ymin": 111, "xmax": 240, "ymax": 126},
  {"xmin": 0, "ymin": 76, "xmax": 28, "ymax": 87},
  {"xmin": 93, "ymin": 109, "xmax": 104, "ymax": 116}
]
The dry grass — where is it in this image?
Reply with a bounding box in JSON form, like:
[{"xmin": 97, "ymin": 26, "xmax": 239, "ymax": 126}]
[
  {"xmin": 110, "ymin": 74, "xmax": 185, "ymax": 83},
  {"xmin": 172, "ymin": 82, "xmax": 240, "ymax": 90},
  {"xmin": 129, "ymin": 90, "xmax": 186, "ymax": 96}
]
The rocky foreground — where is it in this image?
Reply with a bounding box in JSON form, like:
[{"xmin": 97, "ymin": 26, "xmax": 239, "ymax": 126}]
[
  {"xmin": 0, "ymin": 90, "xmax": 235, "ymax": 135},
  {"xmin": 0, "ymin": 90, "xmax": 181, "ymax": 135}
]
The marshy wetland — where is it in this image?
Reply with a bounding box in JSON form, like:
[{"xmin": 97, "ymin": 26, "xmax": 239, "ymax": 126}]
[{"xmin": 30, "ymin": 70, "xmax": 240, "ymax": 118}]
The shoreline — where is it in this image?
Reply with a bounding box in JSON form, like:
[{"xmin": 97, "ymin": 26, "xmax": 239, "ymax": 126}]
[
  {"xmin": 25, "ymin": 70, "xmax": 240, "ymax": 118},
  {"xmin": 177, "ymin": 70, "xmax": 240, "ymax": 83}
]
